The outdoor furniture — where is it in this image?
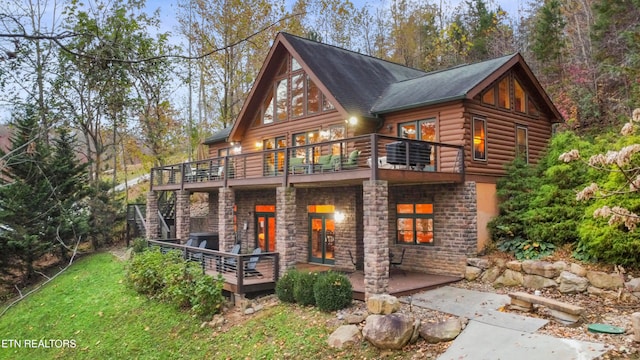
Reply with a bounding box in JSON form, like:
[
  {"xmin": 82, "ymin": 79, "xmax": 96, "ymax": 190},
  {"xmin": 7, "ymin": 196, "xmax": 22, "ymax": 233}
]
[
  {"xmin": 386, "ymin": 141, "xmax": 431, "ymax": 169},
  {"xmin": 288, "ymin": 157, "xmax": 308, "ymax": 174},
  {"xmin": 314, "ymin": 154, "xmax": 335, "ymax": 172},
  {"xmin": 390, "ymin": 248, "xmax": 406, "ymax": 275},
  {"xmin": 219, "ymin": 244, "xmax": 241, "ymax": 272},
  {"xmin": 342, "ymin": 150, "xmax": 360, "ymax": 170},
  {"xmin": 244, "ymin": 248, "xmax": 263, "ymax": 277},
  {"xmin": 189, "ymin": 240, "xmax": 208, "ymax": 271}
]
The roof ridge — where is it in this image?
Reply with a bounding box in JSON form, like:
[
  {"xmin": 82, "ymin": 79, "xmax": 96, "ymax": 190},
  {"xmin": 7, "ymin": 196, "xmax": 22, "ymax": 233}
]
[{"xmin": 279, "ymin": 32, "xmax": 427, "ymax": 74}]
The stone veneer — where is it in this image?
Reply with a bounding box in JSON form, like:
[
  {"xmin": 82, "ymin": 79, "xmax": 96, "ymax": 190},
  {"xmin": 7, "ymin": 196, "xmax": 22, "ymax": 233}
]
[
  {"xmin": 276, "ymin": 187, "xmax": 297, "ymax": 276},
  {"xmin": 363, "ymin": 180, "xmax": 390, "ymax": 297},
  {"xmin": 175, "ymin": 190, "xmax": 191, "ymax": 243},
  {"xmin": 145, "ymin": 191, "xmax": 159, "ymax": 240},
  {"xmin": 218, "ymin": 187, "xmax": 235, "ymax": 251}
]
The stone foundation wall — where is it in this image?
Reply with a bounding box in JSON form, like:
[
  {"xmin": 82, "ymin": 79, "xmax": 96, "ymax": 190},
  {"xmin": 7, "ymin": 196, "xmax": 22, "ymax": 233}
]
[{"xmin": 466, "ymin": 257, "xmax": 640, "ymax": 301}]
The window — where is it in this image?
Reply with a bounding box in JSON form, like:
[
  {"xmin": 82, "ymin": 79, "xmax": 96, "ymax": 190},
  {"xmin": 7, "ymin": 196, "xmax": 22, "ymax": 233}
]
[
  {"xmin": 263, "ymin": 136, "xmax": 286, "ymax": 175},
  {"xmin": 399, "ymin": 119, "xmax": 436, "ymax": 141},
  {"xmin": 527, "ymin": 96, "xmax": 539, "ymax": 117},
  {"xmin": 498, "ymin": 77, "xmax": 510, "ymax": 109},
  {"xmin": 275, "ymin": 78, "xmax": 288, "ymax": 121},
  {"xmin": 396, "ymin": 203, "xmax": 434, "ymax": 245},
  {"xmin": 291, "ymin": 73, "xmax": 305, "ymax": 118},
  {"xmin": 294, "ymin": 130, "xmax": 320, "ymax": 162},
  {"xmin": 473, "ymin": 117, "xmax": 487, "ymax": 161},
  {"xmin": 482, "ymin": 87, "xmax": 495, "ymax": 105},
  {"xmin": 262, "ymin": 89, "xmax": 274, "ymax": 124},
  {"xmin": 307, "ymin": 76, "xmax": 321, "ymax": 114},
  {"xmin": 514, "ymin": 79, "xmax": 525, "ymax": 113},
  {"xmin": 516, "ymin": 125, "xmax": 528, "ymax": 162}
]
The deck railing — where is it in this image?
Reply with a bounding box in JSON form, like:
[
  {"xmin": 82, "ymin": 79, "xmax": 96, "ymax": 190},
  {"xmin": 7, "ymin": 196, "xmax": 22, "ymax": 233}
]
[
  {"xmin": 151, "ymin": 134, "xmax": 464, "ymax": 188},
  {"xmin": 147, "ymin": 239, "xmax": 279, "ymax": 295}
]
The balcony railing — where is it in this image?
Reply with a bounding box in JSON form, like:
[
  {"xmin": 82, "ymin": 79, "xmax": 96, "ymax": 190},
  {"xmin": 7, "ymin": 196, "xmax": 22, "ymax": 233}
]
[{"xmin": 151, "ymin": 134, "xmax": 464, "ymax": 188}]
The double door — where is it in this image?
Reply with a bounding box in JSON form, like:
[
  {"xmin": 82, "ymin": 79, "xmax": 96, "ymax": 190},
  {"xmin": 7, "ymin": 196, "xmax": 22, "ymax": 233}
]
[{"xmin": 309, "ymin": 214, "xmax": 335, "ymax": 265}]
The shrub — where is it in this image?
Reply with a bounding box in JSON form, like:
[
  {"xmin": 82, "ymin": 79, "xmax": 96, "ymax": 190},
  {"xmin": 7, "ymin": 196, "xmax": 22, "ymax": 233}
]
[
  {"xmin": 275, "ymin": 269, "xmax": 299, "ymax": 303},
  {"xmin": 160, "ymin": 260, "xmax": 203, "ymax": 309},
  {"xmin": 313, "ymin": 271, "xmax": 352, "ymax": 312},
  {"xmin": 126, "ymin": 249, "xmax": 182, "ymax": 296},
  {"xmin": 131, "ymin": 237, "xmax": 147, "ymax": 253},
  {"xmin": 293, "ymin": 271, "xmax": 318, "ymax": 306},
  {"xmin": 497, "ymin": 236, "xmax": 555, "ymax": 260}
]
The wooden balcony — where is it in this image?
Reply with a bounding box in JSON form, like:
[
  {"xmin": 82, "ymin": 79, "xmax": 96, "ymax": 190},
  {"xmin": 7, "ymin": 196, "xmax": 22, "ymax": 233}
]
[
  {"xmin": 147, "ymin": 239, "xmax": 279, "ymax": 296},
  {"xmin": 150, "ymin": 134, "xmax": 465, "ymax": 192}
]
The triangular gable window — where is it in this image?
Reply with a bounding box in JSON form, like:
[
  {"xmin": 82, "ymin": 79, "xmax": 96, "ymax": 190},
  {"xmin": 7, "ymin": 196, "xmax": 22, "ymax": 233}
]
[
  {"xmin": 255, "ymin": 55, "xmax": 336, "ymax": 126},
  {"xmin": 480, "ymin": 74, "xmax": 540, "ymax": 118}
]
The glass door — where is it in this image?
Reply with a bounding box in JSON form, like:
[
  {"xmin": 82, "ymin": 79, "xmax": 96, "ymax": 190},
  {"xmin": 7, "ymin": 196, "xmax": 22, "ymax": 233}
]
[
  {"xmin": 255, "ymin": 205, "xmax": 276, "ymax": 252},
  {"xmin": 309, "ymin": 214, "xmax": 335, "ymax": 265}
]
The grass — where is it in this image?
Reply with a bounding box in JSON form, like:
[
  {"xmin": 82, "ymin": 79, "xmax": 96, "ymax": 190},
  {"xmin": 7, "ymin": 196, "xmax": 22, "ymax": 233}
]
[{"xmin": 0, "ymin": 253, "xmax": 403, "ymax": 360}]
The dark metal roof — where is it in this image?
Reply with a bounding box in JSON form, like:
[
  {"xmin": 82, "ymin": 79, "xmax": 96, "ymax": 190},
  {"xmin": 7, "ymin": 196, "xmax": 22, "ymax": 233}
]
[
  {"xmin": 371, "ymin": 54, "xmax": 518, "ymax": 114},
  {"xmin": 202, "ymin": 126, "xmax": 232, "ymax": 145},
  {"xmin": 281, "ymin": 33, "xmax": 426, "ymax": 119}
]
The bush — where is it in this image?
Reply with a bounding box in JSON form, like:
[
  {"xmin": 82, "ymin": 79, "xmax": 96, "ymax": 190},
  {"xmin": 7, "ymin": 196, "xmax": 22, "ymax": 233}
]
[
  {"xmin": 126, "ymin": 248, "xmax": 225, "ymax": 318},
  {"xmin": 275, "ymin": 269, "xmax": 299, "ymax": 303},
  {"xmin": 313, "ymin": 271, "xmax": 352, "ymax": 312},
  {"xmin": 293, "ymin": 271, "xmax": 318, "ymax": 306},
  {"xmin": 131, "ymin": 237, "xmax": 147, "ymax": 253}
]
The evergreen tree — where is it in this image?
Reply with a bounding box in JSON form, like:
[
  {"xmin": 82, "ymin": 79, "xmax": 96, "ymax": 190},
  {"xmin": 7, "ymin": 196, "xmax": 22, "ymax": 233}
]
[{"xmin": 530, "ymin": 0, "xmax": 566, "ymax": 78}]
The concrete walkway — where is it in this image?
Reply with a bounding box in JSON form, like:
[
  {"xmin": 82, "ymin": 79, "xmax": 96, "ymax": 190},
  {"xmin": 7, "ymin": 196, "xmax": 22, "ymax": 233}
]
[{"xmin": 409, "ymin": 286, "xmax": 609, "ymax": 360}]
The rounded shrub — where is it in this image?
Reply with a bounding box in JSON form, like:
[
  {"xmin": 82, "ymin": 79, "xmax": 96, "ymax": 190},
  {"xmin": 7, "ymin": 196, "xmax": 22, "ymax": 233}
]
[
  {"xmin": 131, "ymin": 237, "xmax": 147, "ymax": 253},
  {"xmin": 293, "ymin": 271, "xmax": 318, "ymax": 306},
  {"xmin": 313, "ymin": 271, "xmax": 352, "ymax": 312},
  {"xmin": 275, "ymin": 269, "xmax": 299, "ymax": 303}
]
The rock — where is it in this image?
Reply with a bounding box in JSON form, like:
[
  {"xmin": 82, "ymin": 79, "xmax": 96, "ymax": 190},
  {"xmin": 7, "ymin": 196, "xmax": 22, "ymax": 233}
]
[
  {"xmin": 481, "ymin": 266, "xmax": 502, "ymax": 283},
  {"xmin": 553, "ymin": 261, "xmax": 569, "ymax": 272},
  {"xmin": 467, "ymin": 257, "xmax": 490, "ymax": 269},
  {"xmin": 363, "ymin": 313, "xmax": 417, "ymax": 350},
  {"xmin": 558, "ymin": 271, "xmax": 589, "ymax": 294},
  {"xmin": 367, "ymin": 294, "xmax": 400, "ymax": 315},
  {"xmin": 328, "ymin": 325, "xmax": 361, "ymax": 349},
  {"xmin": 587, "ymin": 286, "xmax": 619, "ymax": 299},
  {"xmin": 521, "ymin": 260, "xmax": 563, "ymax": 278},
  {"xmin": 586, "ymin": 271, "xmax": 624, "ymax": 290},
  {"xmin": 123, "ymin": 248, "xmax": 133, "ymax": 261},
  {"xmin": 419, "ymin": 318, "xmax": 464, "ymax": 343},
  {"xmin": 506, "ymin": 260, "xmax": 522, "ymax": 272},
  {"xmin": 346, "ymin": 311, "xmax": 367, "ymax": 325},
  {"xmin": 523, "ymin": 274, "xmax": 557, "ymax": 289},
  {"xmin": 549, "ymin": 309, "xmax": 582, "ymax": 327},
  {"xmin": 465, "ymin": 266, "xmax": 482, "ymax": 281},
  {"xmin": 569, "ymin": 263, "xmax": 587, "ymax": 277},
  {"xmin": 632, "ymin": 313, "xmax": 640, "ymax": 342},
  {"xmin": 626, "ymin": 278, "xmax": 640, "ymax": 292},
  {"xmin": 244, "ymin": 308, "xmax": 255, "ymax": 315},
  {"xmin": 493, "ymin": 269, "xmax": 523, "ymax": 288},
  {"xmin": 253, "ymin": 304, "xmax": 264, "ymax": 312},
  {"xmin": 208, "ymin": 314, "xmax": 225, "ymax": 328}
]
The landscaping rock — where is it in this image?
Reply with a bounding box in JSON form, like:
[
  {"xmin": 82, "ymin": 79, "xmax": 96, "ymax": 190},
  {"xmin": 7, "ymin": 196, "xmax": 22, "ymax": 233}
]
[
  {"xmin": 366, "ymin": 294, "xmax": 400, "ymax": 315},
  {"xmin": 558, "ymin": 271, "xmax": 589, "ymax": 294},
  {"xmin": 506, "ymin": 260, "xmax": 522, "ymax": 272},
  {"xmin": 523, "ymin": 274, "xmax": 557, "ymax": 289},
  {"xmin": 493, "ymin": 269, "xmax": 523, "ymax": 288},
  {"xmin": 521, "ymin": 260, "xmax": 563, "ymax": 278},
  {"xmin": 586, "ymin": 271, "xmax": 624, "ymax": 290},
  {"xmin": 465, "ymin": 266, "xmax": 482, "ymax": 281},
  {"xmin": 208, "ymin": 314, "xmax": 225, "ymax": 328},
  {"xmin": 569, "ymin": 263, "xmax": 587, "ymax": 277},
  {"xmin": 481, "ymin": 266, "xmax": 502, "ymax": 283},
  {"xmin": 632, "ymin": 313, "xmax": 640, "ymax": 343},
  {"xmin": 346, "ymin": 311, "xmax": 367, "ymax": 325},
  {"xmin": 626, "ymin": 278, "xmax": 640, "ymax": 292},
  {"xmin": 363, "ymin": 313, "xmax": 418, "ymax": 350},
  {"xmin": 328, "ymin": 325, "xmax": 361, "ymax": 349},
  {"xmin": 587, "ymin": 286, "xmax": 619, "ymax": 299},
  {"xmin": 467, "ymin": 257, "xmax": 490, "ymax": 269},
  {"xmin": 419, "ymin": 318, "xmax": 464, "ymax": 343}
]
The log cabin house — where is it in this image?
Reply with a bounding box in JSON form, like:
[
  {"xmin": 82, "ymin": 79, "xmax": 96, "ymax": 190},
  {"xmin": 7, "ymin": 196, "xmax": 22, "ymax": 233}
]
[{"xmin": 144, "ymin": 32, "xmax": 562, "ymax": 299}]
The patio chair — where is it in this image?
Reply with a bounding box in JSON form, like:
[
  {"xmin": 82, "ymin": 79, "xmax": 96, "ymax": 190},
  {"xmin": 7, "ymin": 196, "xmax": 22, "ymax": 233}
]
[
  {"xmin": 314, "ymin": 154, "xmax": 335, "ymax": 173},
  {"xmin": 189, "ymin": 240, "xmax": 208, "ymax": 271},
  {"xmin": 342, "ymin": 150, "xmax": 360, "ymax": 170},
  {"xmin": 244, "ymin": 248, "xmax": 263, "ymax": 278},
  {"xmin": 219, "ymin": 244, "xmax": 241, "ymax": 272},
  {"xmin": 390, "ymin": 248, "xmax": 406, "ymax": 275}
]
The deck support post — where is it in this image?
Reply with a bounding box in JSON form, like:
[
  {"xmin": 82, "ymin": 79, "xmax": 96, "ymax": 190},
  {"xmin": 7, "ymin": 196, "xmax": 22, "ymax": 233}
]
[
  {"xmin": 276, "ymin": 186, "xmax": 297, "ymax": 276},
  {"xmin": 175, "ymin": 190, "xmax": 191, "ymax": 244},
  {"xmin": 363, "ymin": 180, "xmax": 389, "ymax": 299},
  {"xmin": 218, "ymin": 187, "xmax": 236, "ymax": 251},
  {"xmin": 145, "ymin": 191, "xmax": 159, "ymax": 240}
]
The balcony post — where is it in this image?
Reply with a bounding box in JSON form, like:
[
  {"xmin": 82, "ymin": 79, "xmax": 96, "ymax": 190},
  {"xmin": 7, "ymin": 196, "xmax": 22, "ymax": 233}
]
[
  {"xmin": 371, "ymin": 134, "xmax": 378, "ymax": 181},
  {"xmin": 218, "ymin": 187, "xmax": 236, "ymax": 251},
  {"xmin": 175, "ymin": 190, "xmax": 191, "ymax": 244},
  {"xmin": 275, "ymin": 186, "xmax": 297, "ymax": 275},
  {"xmin": 145, "ymin": 191, "xmax": 159, "ymax": 240}
]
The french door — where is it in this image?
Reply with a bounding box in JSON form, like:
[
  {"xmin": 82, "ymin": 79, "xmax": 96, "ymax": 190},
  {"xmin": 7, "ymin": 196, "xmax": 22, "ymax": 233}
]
[
  {"xmin": 309, "ymin": 214, "xmax": 335, "ymax": 265},
  {"xmin": 256, "ymin": 212, "xmax": 276, "ymax": 252}
]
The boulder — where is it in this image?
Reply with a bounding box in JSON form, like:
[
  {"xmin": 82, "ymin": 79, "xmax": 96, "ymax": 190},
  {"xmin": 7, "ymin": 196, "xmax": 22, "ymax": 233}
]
[
  {"xmin": 467, "ymin": 257, "xmax": 490, "ymax": 269},
  {"xmin": 587, "ymin": 286, "xmax": 619, "ymax": 299},
  {"xmin": 586, "ymin": 271, "xmax": 624, "ymax": 290},
  {"xmin": 632, "ymin": 313, "xmax": 640, "ymax": 343},
  {"xmin": 363, "ymin": 313, "xmax": 418, "ymax": 350},
  {"xmin": 367, "ymin": 294, "xmax": 400, "ymax": 315},
  {"xmin": 346, "ymin": 311, "xmax": 367, "ymax": 325},
  {"xmin": 569, "ymin": 263, "xmax": 587, "ymax": 277},
  {"xmin": 465, "ymin": 266, "xmax": 482, "ymax": 281},
  {"xmin": 523, "ymin": 274, "xmax": 557, "ymax": 289},
  {"xmin": 328, "ymin": 325, "xmax": 362, "ymax": 349},
  {"xmin": 558, "ymin": 271, "xmax": 589, "ymax": 294},
  {"xmin": 493, "ymin": 269, "xmax": 524, "ymax": 288},
  {"xmin": 481, "ymin": 266, "xmax": 502, "ymax": 283},
  {"xmin": 521, "ymin": 260, "xmax": 563, "ymax": 278},
  {"xmin": 419, "ymin": 318, "xmax": 464, "ymax": 343}
]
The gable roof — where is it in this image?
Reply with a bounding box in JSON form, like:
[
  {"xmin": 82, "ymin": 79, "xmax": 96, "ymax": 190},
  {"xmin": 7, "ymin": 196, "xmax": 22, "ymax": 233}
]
[
  {"xmin": 227, "ymin": 33, "xmax": 562, "ymax": 142},
  {"xmin": 203, "ymin": 126, "xmax": 232, "ymax": 145}
]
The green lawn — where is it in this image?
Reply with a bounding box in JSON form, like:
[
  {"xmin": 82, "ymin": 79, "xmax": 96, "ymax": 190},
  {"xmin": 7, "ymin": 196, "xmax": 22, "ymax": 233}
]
[{"xmin": 0, "ymin": 253, "xmax": 397, "ymax": 359}]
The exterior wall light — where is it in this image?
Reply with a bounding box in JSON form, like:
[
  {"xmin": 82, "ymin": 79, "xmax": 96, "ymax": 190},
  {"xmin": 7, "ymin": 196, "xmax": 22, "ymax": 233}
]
[{"xmin": 335, "ymin": 211, "xmax": 345, "ymax": 222}]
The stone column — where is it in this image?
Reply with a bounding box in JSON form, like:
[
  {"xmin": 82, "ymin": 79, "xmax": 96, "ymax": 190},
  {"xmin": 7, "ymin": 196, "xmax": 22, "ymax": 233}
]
[
  {"xmin": 218, "ymin": 187, "xmax": 235, "ymax": 251},
  {"xmin": 363, "ymin": 180, "xmax": 389, "ymax": 298},
  {"xmin": 175, "ymin": 190, "xmax": 191, "ymax": 243},
  {"xmin": 276, "ymin": 186, "xmax": 296, "ymax": 276},
  {"xmin": 145, "ymin": 191, "xmax": 159, "ymax": 240}
]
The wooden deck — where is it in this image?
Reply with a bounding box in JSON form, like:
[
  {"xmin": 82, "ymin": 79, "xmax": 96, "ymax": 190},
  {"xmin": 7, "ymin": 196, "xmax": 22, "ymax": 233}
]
[{"xmin": 295, "ymin": 263, "xmax": 461, "ymax": 301}]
